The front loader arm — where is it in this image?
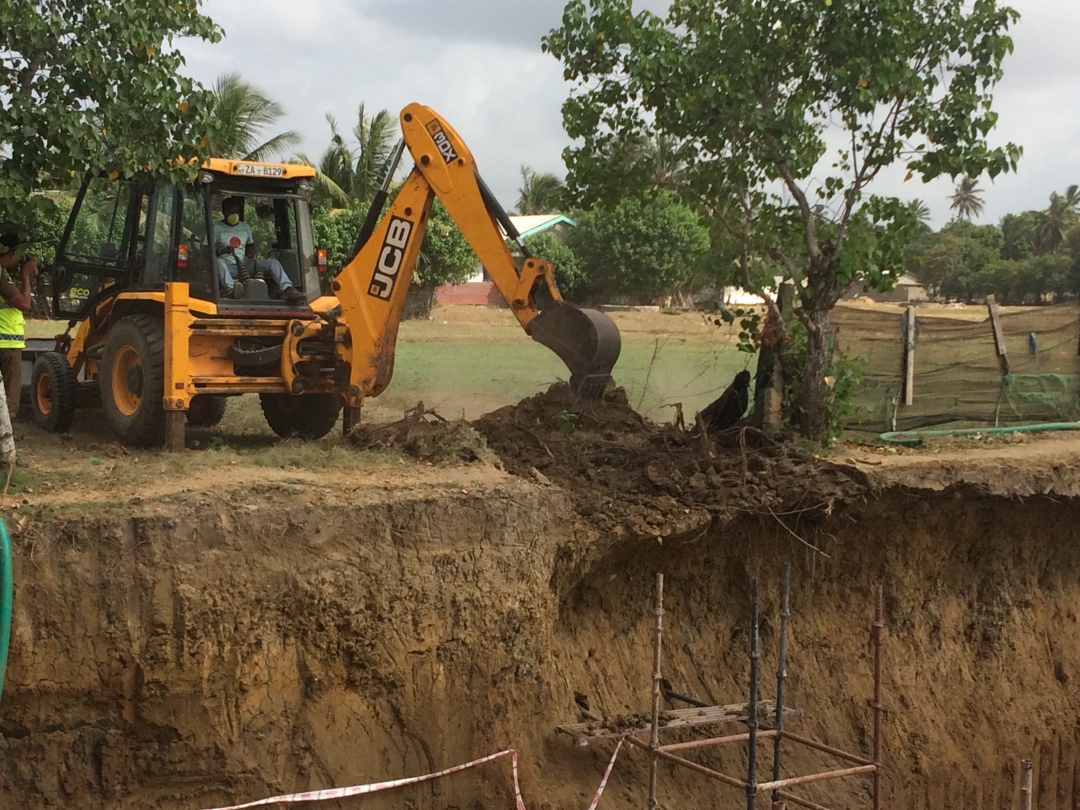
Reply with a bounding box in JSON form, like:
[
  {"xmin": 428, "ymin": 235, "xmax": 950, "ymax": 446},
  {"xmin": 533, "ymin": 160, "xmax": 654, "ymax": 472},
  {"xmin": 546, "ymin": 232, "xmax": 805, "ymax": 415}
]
[{"xmin": 328, "ymin": 102, "xmax": 620, "ymax": 405}]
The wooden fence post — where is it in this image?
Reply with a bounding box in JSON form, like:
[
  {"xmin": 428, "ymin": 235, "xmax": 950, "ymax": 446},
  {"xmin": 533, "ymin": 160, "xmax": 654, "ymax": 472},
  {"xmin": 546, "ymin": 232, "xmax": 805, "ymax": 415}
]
[
  {"xmin": 1020, "ymin": 759, "xmax": 1033, "ymax": 810},
  {"xmin": 987, "ymin": 294, "xmax": 1010, "ymax": 376},
  {"xmin": 903, "ymin": 306, "xmax": 916, "ymax": 406}
]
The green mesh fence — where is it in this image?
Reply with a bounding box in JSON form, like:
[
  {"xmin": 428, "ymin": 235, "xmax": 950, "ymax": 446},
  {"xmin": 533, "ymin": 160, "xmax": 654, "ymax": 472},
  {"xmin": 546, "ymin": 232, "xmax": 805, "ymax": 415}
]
[{"xmin": 833, "ymin": 303, "xmax": 1080, "ymax": 432}]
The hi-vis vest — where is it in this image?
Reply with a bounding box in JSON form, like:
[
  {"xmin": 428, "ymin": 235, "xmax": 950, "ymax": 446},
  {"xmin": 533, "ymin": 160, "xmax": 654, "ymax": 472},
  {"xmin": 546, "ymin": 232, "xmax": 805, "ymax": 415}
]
[{"xmin": 0, "ymin": 296, "xmax": 25, "ymax": 350}]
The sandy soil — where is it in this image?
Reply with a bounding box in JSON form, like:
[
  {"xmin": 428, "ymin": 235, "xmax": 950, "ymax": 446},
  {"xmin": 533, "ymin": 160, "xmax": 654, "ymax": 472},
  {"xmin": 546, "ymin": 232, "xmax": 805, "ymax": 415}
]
[{"xmin": 4, "ymin": 387, "xmax": 1080, "ymax": 809}]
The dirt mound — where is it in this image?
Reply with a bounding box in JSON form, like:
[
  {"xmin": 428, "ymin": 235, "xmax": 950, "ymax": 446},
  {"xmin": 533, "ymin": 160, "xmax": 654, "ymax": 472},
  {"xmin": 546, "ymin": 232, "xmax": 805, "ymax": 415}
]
[
  {"xmin": 350, "ymin": 402, "xmax": 500, "ymax": 465},
  {"xmin": 473, "ymin": 383, "xmax": 867, "ymax": 538}
]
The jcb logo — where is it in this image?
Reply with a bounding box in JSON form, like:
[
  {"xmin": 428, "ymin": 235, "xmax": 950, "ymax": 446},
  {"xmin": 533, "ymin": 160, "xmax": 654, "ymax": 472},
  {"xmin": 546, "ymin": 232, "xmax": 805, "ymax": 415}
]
[
  {"xmin": 426, "ymin": 120, "xmax": 458, "ymax": 163},
  {"xmin": 368, "ymin": 216, "xmax": 413, "ymax": 300}
]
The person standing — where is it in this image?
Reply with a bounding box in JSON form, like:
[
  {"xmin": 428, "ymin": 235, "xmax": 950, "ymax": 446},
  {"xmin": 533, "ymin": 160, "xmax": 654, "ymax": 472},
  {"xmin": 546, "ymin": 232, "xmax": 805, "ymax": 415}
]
[{"xmin": 0, "ymin": 230, "xmax": 38, "ymax": 419}]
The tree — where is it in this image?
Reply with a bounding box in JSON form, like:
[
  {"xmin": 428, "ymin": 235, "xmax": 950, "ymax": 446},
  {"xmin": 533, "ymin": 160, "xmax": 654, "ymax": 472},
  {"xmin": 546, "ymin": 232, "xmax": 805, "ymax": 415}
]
[
  {"xmin": 1000, "ymin": 211, "xmax": 1041, "ymax": 260},
  {"xmin": 523, "ymin": 231, "xmax": 586, "ymax": 299},
  {"xmin": 312, "ymin": 197, "xmax": 473, "ymax": 283},
  {"xmin": 209, "ymin": 73, "xmax": 300, "ymax": 161},
  {"xmin": 1038, "ymin": 190, "xmax": 1076, "ymax": 253},
  {"xmin": 0, "ymin": 1, "xmax": 222, "ymax": 225},
  {"xmin": 545, "ymin": 0, "xmax": 1020, "ymax": 436},
  {"xmin": 950, "ymin": 177, "xmax": 986, "ymax": 221},
  {"xmin": 515, "ymin": 167, "xmax": 565, "ymax": 214},
  {"xmin": 909, "ymin": 199, "xmax": 932, "ymax": 230},
  {"xmin": 566, "ymin": 193, "xmax": 709, "ymax": 302},
  {"xmin": 300, "ymin": 105, "xmax": 399, "ymax": 207},
  {"xmin": 415, "ymin": 200, "xmax": 477, "ymax": 288},
  {"xmin": 935, "ymin": 220, "xmax": 1003, "ymax": 301}
]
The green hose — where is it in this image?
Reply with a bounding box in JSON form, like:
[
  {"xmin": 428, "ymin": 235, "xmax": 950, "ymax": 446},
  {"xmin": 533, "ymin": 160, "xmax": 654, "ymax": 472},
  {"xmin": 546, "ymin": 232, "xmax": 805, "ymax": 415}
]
[
  {"xmin": 0, "ymin": 518, "xmax": 11, "ymax": 710},
  {"xmin": 879, "ymin": 421, "xmax": 1080, "ymax": 447}
]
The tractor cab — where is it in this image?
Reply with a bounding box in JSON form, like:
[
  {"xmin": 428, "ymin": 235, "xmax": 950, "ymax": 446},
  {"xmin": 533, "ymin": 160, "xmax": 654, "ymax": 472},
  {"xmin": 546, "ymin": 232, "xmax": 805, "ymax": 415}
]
[{"xmin": 52, "ymin": 161, "xmax": 322, "ymax": 320}]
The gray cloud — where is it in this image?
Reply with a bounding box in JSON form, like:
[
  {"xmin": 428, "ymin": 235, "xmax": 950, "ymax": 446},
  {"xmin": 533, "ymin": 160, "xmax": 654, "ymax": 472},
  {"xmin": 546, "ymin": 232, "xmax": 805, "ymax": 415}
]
[
  {"xmin": 360, "ymin": 0, "xmax": 570, "ymax": 50},
  {"xmin": 181, "ymin": 0, "xmax": 1078, "ymax": 227}
]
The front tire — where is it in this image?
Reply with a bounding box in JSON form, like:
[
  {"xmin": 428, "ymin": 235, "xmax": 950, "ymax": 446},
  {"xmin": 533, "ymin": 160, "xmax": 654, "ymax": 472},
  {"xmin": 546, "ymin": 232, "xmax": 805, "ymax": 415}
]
[
  {"xmin": 187, "ymin": 394, "xmax": 228, "ymax": 428},
  {"xmin": 30, "ymin": 352, "xmax": 77, "ymax": 433},
  {"xmin": 101, "ymin": 314, "xmax": 166, "ymax": 446},
  {"xmin": 259, "ymin": 393, "xmax": 341, "ymax": 439}
]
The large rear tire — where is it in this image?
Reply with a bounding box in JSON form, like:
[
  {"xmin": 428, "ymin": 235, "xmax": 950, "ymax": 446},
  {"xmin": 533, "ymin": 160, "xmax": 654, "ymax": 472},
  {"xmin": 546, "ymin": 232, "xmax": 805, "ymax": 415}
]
[
  {"xmin": 259, "ymin": 393, "xmax": 341, "ymax": 440},
  {"xmin": 187, "ymin": 394, "xmax": 228, "ymax": 428},
  {"xmin": 30, "ymin": 352, "xmax": 77, "ymax": 433},
  {"xmin": 101, "ymin": 314, "xmax": 166, "ymax": 446}
]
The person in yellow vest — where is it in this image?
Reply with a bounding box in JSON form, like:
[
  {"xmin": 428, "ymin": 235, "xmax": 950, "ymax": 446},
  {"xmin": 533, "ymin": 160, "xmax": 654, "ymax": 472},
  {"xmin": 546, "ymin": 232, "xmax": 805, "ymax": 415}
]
[{"xmin": 0, "ymin": 230, "xmax": 38, "ymax": 419}]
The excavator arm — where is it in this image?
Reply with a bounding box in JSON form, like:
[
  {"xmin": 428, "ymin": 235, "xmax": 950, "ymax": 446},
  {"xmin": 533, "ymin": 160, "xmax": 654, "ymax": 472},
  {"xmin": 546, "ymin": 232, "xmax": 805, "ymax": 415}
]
[{"xmin": 324, "ymin": 103, "xmax": 621, "ymax": 407}]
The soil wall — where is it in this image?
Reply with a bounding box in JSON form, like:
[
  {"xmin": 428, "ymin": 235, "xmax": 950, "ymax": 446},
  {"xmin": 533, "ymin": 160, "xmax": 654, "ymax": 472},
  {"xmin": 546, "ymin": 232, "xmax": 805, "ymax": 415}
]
[{"xmin": 1, "ymin": 479, "xmax": 1078, "ymax": 810}]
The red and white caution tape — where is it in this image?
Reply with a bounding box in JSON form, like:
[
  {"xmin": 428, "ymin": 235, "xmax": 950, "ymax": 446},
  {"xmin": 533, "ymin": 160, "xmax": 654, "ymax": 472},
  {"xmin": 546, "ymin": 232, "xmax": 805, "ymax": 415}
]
[
  {"xmin": 201, "ymin": 737, "xmax": 624, "ymax": 810},
  {"xmin": 202, "ymin": 749, "xmax": 517, "ymax": 810},
  {"xmin": 587, "ymin": 737, "xmax": 624, "ymax": 810},
  {"xmin": 510, "ymin": 750, "xmax": 528, "ymax": 810}
]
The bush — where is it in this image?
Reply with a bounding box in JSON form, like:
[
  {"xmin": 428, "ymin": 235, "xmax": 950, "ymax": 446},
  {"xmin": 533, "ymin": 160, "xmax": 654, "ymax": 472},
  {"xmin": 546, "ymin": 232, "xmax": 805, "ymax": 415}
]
[
  {"xmin": 567, "ymin": 192, "xmax": 709, "ymax": 301},
  {"xmin": 522, "ymin": 231, "xmax": 586, "ymax": 300},
  {"xmin": 781, "ymin": 321, "xmax": 864, "ymax": 445}
]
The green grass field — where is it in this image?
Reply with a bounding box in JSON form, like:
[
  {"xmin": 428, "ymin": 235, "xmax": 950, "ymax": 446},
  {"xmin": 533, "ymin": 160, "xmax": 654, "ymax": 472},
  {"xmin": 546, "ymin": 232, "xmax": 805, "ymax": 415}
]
[{"xmin": 24, "ymin": 305, "xmax": 754, "ymax": 438}]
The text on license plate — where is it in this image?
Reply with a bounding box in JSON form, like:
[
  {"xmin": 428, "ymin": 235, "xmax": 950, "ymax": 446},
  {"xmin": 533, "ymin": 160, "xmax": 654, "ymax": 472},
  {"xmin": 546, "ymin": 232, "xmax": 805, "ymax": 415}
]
[{"xmin": 234, "ymin": 163, "xmax": 284, "ymax": 177}]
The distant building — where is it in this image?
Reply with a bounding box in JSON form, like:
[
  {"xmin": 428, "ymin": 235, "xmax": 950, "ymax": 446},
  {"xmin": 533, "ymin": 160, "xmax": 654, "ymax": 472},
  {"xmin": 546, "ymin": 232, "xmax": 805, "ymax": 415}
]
[
  {"xmin": 437, "ymin": 214, "xmax": 576, "ymax": 306},
  {"xmin": 842, "ymin": 272, "xmax": 928, "ymax": 303}
]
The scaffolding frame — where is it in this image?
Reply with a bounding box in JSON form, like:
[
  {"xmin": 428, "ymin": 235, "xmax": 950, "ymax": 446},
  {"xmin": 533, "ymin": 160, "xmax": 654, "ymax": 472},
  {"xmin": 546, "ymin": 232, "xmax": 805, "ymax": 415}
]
[{"xmin": 557, "ymin": 566, "xmax": 885, "ymax": 810}]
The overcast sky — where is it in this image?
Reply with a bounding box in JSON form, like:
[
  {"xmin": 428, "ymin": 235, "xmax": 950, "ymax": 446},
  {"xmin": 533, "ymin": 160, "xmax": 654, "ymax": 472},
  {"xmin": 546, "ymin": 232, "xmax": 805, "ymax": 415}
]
[{"xmin": 179, "ymin": 0, "xmax": 1079, "ymax": 229}]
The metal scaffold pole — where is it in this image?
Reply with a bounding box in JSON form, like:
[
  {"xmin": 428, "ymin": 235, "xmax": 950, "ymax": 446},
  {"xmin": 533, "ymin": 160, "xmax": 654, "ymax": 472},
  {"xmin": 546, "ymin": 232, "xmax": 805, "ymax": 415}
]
[
  {"xmin": 648, "ymin": 573, "xmax": 665, "ymax": 810},
  {"xmin": 747, "ymin": 577, "xmax": 760, "ymax": 810},
  {"xmin": 872, "ymin": 585, "xmax": 884, "ymax": 810},
  {"xmin": 772, "ymin": 563, "xmax": 791, "ymax": 807}
]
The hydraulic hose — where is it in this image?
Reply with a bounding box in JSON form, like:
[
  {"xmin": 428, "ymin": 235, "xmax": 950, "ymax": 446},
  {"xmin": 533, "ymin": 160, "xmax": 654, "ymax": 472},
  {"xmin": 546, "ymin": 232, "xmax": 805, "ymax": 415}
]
[
  {"xmin": 0, "ymin": 518, "xmax": 11, "ymax": 710},
  {"xmin": 879, "ymin": 421, "xmax": 1080, "ymax": 447}
]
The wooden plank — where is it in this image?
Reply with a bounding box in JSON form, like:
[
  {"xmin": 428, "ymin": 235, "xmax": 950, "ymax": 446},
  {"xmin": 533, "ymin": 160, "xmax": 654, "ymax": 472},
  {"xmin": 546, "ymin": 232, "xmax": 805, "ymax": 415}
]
[
  {"xmin": 556, "ymin": 700, "xmax": 783, "ymax": 740},
  {"xmin": 1058, "ymin": 733, "xmax": 1072, "ymax": 810},
  {"xmin": 986, "ymin": 294, "xmax": 1010, "ymax": 375},
  {"xmin": 1050, "ymin": 734, "xmax": 1062, "ymax": 810},
  {"xmin": 904, "ymin": 306, "xmax": 916, "ymax": 406}
]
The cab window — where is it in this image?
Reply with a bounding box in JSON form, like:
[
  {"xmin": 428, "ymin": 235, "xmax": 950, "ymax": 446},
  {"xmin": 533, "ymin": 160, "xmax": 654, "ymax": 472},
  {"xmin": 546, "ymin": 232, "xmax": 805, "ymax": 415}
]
[{"xmin": 62, "ymin": 177, "xmax": 138, "ymax": 267}]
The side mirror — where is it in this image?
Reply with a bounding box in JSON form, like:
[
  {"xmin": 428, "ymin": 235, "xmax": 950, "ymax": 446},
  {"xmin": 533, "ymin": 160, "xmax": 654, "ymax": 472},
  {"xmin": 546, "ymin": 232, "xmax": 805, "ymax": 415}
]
[{"xmin": 52, "ymin": 265, "xmax": 73, "ymax": 294}]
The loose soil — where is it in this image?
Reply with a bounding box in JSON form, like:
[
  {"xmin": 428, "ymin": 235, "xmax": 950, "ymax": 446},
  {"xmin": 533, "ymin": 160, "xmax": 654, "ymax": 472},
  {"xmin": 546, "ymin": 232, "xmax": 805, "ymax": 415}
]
[{"xmin": 3, "ymin": 389, "xmax": 1080, "ymax": 810}]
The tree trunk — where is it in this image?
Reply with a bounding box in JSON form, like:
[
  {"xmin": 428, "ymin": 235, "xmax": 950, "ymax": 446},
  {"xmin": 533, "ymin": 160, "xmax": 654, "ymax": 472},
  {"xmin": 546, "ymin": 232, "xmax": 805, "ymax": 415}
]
[
  {"xmin": 800, "ymin": 307, "xmax": 831, "ymax": 438},
  {"xmin": 402, "ymin": 286, "xmax": 437, "ymax": 320}
]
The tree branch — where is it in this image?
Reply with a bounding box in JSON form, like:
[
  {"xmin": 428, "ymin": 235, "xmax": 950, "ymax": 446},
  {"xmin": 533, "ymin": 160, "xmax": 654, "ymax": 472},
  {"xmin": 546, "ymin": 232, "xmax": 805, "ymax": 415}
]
[{"xmin": 18, "ymin": 51, "xmax": 45, "ymax": 97}]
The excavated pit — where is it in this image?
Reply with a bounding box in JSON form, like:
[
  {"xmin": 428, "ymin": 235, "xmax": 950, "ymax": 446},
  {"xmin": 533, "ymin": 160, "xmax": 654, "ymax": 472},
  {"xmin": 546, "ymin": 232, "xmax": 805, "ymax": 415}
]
[{"xmin": 3, "ymin": 390, "xmax": 1080, "ymax": 810}]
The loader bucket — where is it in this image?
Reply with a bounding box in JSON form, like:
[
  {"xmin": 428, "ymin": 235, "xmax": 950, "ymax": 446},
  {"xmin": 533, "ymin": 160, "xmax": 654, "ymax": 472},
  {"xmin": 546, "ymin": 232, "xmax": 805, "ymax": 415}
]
[{"xmin": 526, "ymin": 301, "xmax": 621, "ymax": 402}]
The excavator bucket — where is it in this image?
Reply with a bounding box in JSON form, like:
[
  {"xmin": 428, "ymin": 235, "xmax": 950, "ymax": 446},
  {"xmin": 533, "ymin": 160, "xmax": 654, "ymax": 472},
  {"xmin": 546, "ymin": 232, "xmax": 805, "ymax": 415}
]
[{"xmin": 526, "ymin": 301, "xmax": 621, "ymax": 402}]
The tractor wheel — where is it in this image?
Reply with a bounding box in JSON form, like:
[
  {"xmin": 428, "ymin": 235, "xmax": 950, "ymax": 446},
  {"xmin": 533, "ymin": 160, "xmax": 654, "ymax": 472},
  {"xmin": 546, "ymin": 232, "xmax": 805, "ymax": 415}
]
[
  {"xmin": 259, "ymin": 393, "xmax": 341, "ymax": 440},
  {"xmin": 30, "ymin": 352, "xmax": 77, "ymax": 433},
  {"xmin": 186, "ymin": 394, "xmax": 228, "ymax": 428},
  {"xmin": 101, "ymin": 314, "xmax": 166, "ymax": 446}
]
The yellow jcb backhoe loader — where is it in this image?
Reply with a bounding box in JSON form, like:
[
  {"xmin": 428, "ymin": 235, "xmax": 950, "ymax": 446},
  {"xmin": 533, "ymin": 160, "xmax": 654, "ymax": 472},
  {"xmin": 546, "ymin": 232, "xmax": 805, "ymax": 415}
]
[{"xmin": 27, "ymin": 103, "xmax": 621, "ymax": 448}]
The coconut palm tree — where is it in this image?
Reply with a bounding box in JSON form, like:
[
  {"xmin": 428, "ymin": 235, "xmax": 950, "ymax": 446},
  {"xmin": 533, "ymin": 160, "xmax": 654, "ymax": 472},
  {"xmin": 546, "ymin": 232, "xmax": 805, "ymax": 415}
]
[
  {"xmin": 641, "ymin": 133, "xmax": 687, "ymax": 192},
  {"xmin": 949, "ymin": 176, "xmax": 984, "ymax": 221},
  {"xmin": 298, "ymin": 104, "xmax": 399, "ymax": 207},
  {"xmin": 1038, "ymin": 191, "xmax": 1077, "ymax": 253},
  {"xmin": 1065, "ymin": 184, "xmax": 1080, "ymax": 213},
  {"xmin": 515, "ymin": 166, "xmax": 565, "ymax": 214},
  {"xmin": 209, "ymin": 72, "xmax": 301, "ymax": 161},
  {"xmin": 909, "ymin": 199, "xmax": 932, "ymax": 230}
]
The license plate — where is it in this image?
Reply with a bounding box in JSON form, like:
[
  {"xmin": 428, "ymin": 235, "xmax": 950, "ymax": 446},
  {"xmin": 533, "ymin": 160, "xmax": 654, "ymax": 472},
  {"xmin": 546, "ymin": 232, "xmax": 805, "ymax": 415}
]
[{"xmin": 234, "ymin": 163, "xmax": 285, "ymax": 178}]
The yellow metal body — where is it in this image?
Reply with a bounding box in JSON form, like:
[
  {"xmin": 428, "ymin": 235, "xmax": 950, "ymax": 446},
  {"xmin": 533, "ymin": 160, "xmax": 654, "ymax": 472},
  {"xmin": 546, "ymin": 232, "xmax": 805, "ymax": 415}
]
[
  {"xmin": 322, "ymin": 103, "xmax": 564, "ymax": 405},
  {"xmin": 61, "ymin": 104, "xmax": 613, "ymax": 434}
]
